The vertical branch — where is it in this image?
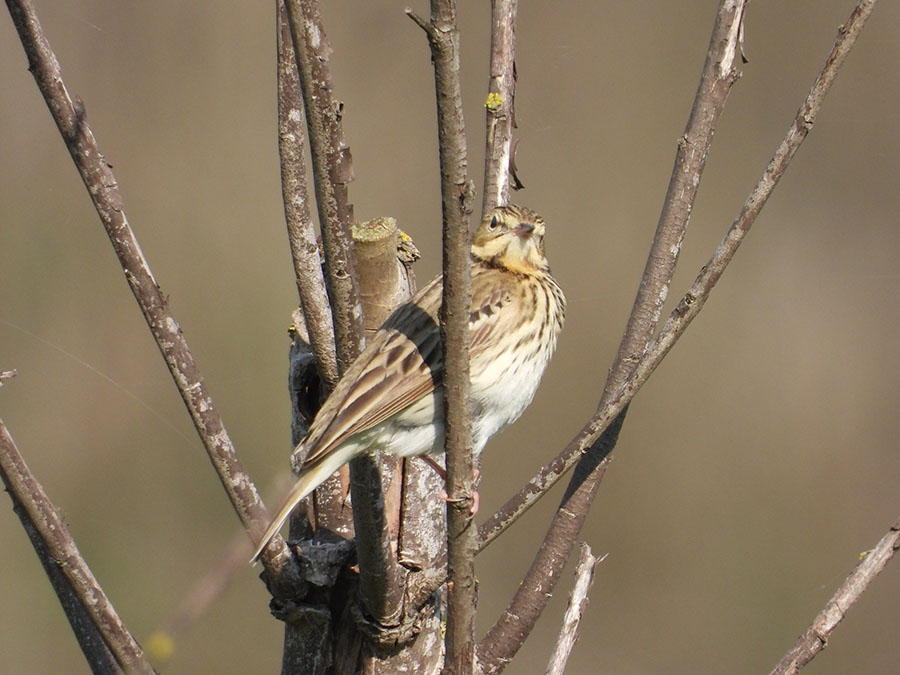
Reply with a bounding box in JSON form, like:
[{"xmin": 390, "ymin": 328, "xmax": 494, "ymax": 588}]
[
  {"xmin": 277, "ymin": 0, "xmax": 340, "ymax": 393},
  {"xmin": 284, "ymin": 0, "xmax": 362, "ymax": 537},
  {"xmin": 280, "ymin": 5, "xmax": 415, "ymax": 671},
  {"xmin": 482, "ymin": 0, "xmax": 519, "ymax": 215},
  {"xmin": 478, "ymin": 1, "xmax": 748, "ymax": 670},
  {"xmin": 408, "ymin": 0, "xmax": 477, "ymax": 670},
  {"xmin": 284, "ymin": 0, "xmax": 364, "ymax": 373},
  {"xmin": 0, "ymin": 421, "xmax": 156, "ymax": 674},
  {"xmin": 347, "ymin": 219, "xmax": 411, "ymax": 628}
]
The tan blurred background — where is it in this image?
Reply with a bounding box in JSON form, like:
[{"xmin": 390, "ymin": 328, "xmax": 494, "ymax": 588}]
[{"xmin": 2, "ymin": 1, "xmax": 898, "ymax": 673}]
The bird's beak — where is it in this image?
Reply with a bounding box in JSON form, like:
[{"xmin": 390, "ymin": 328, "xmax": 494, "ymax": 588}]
[{"xmin": 514, "ymin": 222, "xmax": 535, "ymax": 237}]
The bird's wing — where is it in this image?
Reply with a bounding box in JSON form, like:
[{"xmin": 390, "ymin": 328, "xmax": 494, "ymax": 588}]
[
  {"xmin": 297, "ymin": 268, "xmax": 517, "ymax": 470},
  {"xmin": 297, "ymin": 277, "xmax": 444, "ymax": 469}
]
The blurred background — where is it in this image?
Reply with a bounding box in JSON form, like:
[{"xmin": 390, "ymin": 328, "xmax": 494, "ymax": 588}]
[{"xmin": 1, "ymin": 1, "xmax": 898, "ymax": 672}]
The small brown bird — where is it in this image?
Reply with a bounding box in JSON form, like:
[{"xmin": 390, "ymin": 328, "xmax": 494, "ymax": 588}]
[{"xmin": 251, "ymin": 204, "xmax": 565, "ymax": 562}]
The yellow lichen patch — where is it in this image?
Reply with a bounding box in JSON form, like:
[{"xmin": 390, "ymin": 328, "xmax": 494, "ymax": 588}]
[{"xmin": 485, "ymin": 92, "xmax": 504, "ymax": 110}]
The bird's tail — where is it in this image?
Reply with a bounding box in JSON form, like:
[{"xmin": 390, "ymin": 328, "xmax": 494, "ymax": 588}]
[{"xmin": 250, "ymin": 444, "xmax": 358, "ymax": 563}]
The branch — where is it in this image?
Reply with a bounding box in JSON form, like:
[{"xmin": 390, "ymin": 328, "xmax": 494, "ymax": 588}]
[
  {"xmin": 478, "ymin": 0, "xmax": 747, "ymax": 552},
  {"xmin": 347, "ymin": 219, "xmax": 412, "ymax": 628},
  {"xmin": 481, "ymin": 0, "xmax": 519, "ymax": 215},
  {"xmin": 284, "ymin": 0, "xmax": 363, "ymax": 373},
  {"xmin": 284, "ymin": 0, "xmax": 364, "ymax": 539},
  {"xmin": 277, "ymin": 0, "xmax": 340, "ymax": 393},
  {"xmin": 545, "ymin": 544, "xmax": 603, "ymax": 675},
  {"xmin": 5, "ymin": 0, "xmax": 277, "ymax": 560},
  {"xmin": 477, "ymin": 1, "xmax": 746, "ymax": 669},
  {"xmin": 408, "ymin": 1, "xmax": 477, "ymax": 670},
  {"xmin": 770, "ymin": 513, "xmax": 900, "ymax": 674},
  {"xmin": 477, "ymin": 0, "xmax": 876, "ymax": 669},
  {"xmin": 0, "ymin": 420, "xmax": 156, "ymax": 674}
]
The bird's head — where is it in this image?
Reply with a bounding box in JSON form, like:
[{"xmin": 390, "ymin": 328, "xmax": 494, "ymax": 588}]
[{"xmin": 471, "ymin": 204, "xmax": 549, "ymax": 275}]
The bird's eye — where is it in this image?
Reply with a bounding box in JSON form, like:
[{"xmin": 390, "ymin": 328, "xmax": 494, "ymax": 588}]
[{"xmin": 488, "ymin": 215, "xmax": 499, "ymax": 230}]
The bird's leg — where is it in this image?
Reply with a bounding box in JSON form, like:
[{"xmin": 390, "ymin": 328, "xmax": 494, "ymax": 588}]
[
  {"xmin": 421, "ymin": 457, "xmax": 480, "ymax": 515},
  {"xmin": 420, "ymin": 454, "xmax": 446, "ymax": 479}
]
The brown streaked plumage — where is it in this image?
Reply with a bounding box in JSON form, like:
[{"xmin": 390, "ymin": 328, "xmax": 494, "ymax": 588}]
[{"xmin": 251, "ymin": 205, "xmax": 565, "ymax": 562}]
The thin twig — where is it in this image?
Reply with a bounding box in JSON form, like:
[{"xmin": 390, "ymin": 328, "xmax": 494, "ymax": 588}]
[
  {"xmin": 770, "ymin": 513, "xmax": 899, "ymax": 674},
  {"xmin": 408, "ymin": 1, "xmax": 477, "ymax": 671},
  {"xmin": 545, "ymin": 544, "xmax": 604, "ymax": 675},
  {"xmin": 277, "ymin": 0, "xmax": 340, "ymax": 393},
  {"xmin": 4, "ymin": 0, "xmax": 278, "ymax": 562},
  {"xmin": 0, "ymin": 420, "xmax": 156, "ymax": 674},
  {"xmin": 482, "ymin": 0, "xmax": 518, "ymax": 215}
]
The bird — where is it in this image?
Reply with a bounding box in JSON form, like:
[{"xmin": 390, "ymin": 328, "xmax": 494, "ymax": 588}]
[{"xmin": 251, "ymin": 204, "xmax": 566, "ymax": 562}]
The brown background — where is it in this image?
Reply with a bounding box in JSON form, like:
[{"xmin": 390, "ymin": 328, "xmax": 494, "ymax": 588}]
[{"xmin": 1, "ymin": 1, "xmax": 898, "ymax": 673}]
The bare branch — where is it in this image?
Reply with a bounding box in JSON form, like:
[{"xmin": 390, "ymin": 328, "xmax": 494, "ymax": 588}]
[
  {"xmin": 348, "ymin": 219, "xmax": 412, "ymax": 627},
  {"xmin": 482, "ymin": 0, "xmax": 519, "ymax": 215},
  {"xmin": 478, "ymin": 0, "xmax": 747, "ymax": 553},
  {"xmin": 5, "ymin": 0, "xmax": 275, "ymax": 556},
  {"xmin": 0, "ymin": 420, "xmax": 156, "ymax": 674},
  {"xmin": 284, "ymin": 0, "xmax": 364, "ymax": 373},
  {"xmin": 409, "ymin": 0, "xmax": 477, "ymax": 670},
  {"xmin": 639, "ymin": 0, "xmax": 878, "ymax": 373},
  {"xmin": 770, "ymin": 513, "xmax": 899, "ymax": 674},
  {"xmin": 477, "ymin": 1, "xmax": 744, "ymax": 668},
  {"xmin": 283, "ymin": 0, "xmax": 364, "ymax": 541},
  {"xmin": 277, "ymin": 0, "xmax": 340, "ymax": 392},
  {"xmin": 476, "ymin": 0, "xmax": 877, "ymax": 669},
  {"xmin": 546, "ymin": 544, "xmax": 603, "ymax": 675},
  {"xmin": 605, "ymin": 0, "xmax": 746, "ymax": 399}
]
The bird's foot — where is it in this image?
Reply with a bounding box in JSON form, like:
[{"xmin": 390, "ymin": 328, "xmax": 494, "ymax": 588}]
[{"xmin": 438, "ymin": 487, "xmax": 480, "ymax": 515}]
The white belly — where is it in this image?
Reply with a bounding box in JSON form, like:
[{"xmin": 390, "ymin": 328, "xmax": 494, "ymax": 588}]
[{"xmin": 469, "ymin": 339, "xmax": 554, "ymax": 453}]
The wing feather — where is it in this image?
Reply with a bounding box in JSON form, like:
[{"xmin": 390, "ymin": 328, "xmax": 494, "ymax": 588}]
[
  {"xmin": 296, "ymin": 277, "xmax": 443, "ymax": 469},
  {"xmin": 295, "ymin": 266, "xmax": 520, "ymax": 470}
]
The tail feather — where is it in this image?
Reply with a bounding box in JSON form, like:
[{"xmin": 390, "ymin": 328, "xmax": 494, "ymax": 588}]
[{"xmin": 250, "ymin": 444, "xmax": 358, "ymax": 563}]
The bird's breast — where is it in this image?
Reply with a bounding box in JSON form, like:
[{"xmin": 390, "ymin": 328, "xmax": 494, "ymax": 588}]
[{"xmin": 468, "ymin": 296, "xmax": 563, "ymax": 452}]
